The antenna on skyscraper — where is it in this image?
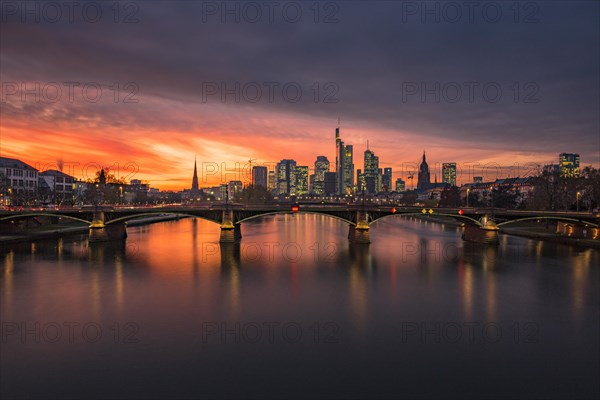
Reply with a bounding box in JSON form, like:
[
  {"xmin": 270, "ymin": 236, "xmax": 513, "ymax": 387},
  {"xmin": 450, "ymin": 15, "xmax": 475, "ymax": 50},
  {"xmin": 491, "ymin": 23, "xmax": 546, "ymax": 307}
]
[{"xmin": 367, "ymin": 140, "xmax": 369, "ymax": 150}]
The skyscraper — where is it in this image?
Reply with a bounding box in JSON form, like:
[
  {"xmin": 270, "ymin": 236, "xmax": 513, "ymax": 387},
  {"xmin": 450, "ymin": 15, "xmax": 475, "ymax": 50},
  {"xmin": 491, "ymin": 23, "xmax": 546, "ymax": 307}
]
[
  {"xmin": 276, "ymin": 159, "xmax": 296, "ymax": 196},
  {"xmin": 252, "ymin": 166, "xmax": 268, "ymax": 188},
  {"xmin": 268, "ymin": 170, "xmax": 276, "ymax": 192},
  {"xmin": 395, "ymin": 178, "xmax": 405, "ymax": 192},
  {"xmin": 295, "ymin": 166, "xmax": 309, "ymax": 195},
  {"xmin": 363, "ymin": 147, "xmax": 379, "ymax": 194},
  {"xmin": 335, "ymin": 124, "xmax": 341, "ymax": 193},
  {"xmin": 313, "ymin": 156, "xmax": 330, "ymax": 195},
  {"xmin": 324, "ymin": 172, "xmax": 337, "ymax": 196},
  {"xmin": 559, "ymin": 153, "xmax": 580, "ymax": 177},
  {"xmin": 442, "ymin": 163, "xmax": 457, "ymax": 186},
  {"xmin": 357, "ymin": 169, "xmax": 364, "ymax": 193},
  {"xmin": 335, "ymin": 123, "xmax": 354, "ymax": 195},
  {"xmin": 382, "ymin": 167, "xmax": 392, "ymax": 192},
  {"xmin": 417, "ymin": 151, "xmax": 431, "ymax": 191},
  {"xmin": 342, "ymin": 145, "xmax": 354, "ymax": 195}
]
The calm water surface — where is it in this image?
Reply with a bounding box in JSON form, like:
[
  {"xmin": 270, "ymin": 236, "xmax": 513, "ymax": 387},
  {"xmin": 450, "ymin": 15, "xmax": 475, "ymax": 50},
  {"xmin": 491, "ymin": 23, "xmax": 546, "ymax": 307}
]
[{"xmin": 1, "ymin": 215, "xmax": 598, "ymax": 399}]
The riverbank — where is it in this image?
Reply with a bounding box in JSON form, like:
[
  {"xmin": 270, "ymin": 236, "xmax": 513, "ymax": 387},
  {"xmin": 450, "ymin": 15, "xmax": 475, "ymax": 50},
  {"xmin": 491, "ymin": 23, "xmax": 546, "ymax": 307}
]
[
  {"xmin": 0, "ymin": 214, "xmax": 186, "ymax": 245},
  {"xmin": 413, "ymin": 215, "xmax": 600, "ymax": 249},
  {"xmin": 500, "ymin": 226, "xmax": 600, "ymax": 249}
]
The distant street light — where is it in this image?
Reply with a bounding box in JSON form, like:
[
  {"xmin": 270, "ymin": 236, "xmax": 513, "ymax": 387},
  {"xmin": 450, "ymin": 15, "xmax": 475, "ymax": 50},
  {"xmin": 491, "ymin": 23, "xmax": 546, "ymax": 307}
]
[{"xmin": 576, "ymin": 191, "xmax": 581, "ymax": 212}]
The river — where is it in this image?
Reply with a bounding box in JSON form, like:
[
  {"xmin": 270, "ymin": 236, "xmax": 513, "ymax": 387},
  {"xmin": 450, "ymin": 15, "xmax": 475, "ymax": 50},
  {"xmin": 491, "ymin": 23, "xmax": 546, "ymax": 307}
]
[{"xmin": 1, "ymin": 215, "xmax": 598, "ymax": 399}]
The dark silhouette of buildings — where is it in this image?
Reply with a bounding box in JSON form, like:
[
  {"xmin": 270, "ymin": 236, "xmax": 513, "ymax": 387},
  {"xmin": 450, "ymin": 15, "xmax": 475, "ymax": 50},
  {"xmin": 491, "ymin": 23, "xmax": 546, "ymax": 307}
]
[
  {"xmin": 252, "ymin": 166, "xmax": 268, "ymax": 188},
  {"xmin": 191, "ymin": 157, "xmax": 199, "ymax": 196},
  {"xmin": 417, "ymin": 151, "xmax": 430, "ymax": 191}
]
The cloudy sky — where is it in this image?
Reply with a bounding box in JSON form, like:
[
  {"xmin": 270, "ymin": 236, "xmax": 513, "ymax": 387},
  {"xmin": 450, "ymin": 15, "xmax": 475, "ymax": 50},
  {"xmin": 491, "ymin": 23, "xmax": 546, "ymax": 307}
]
[{"xmin": 1, "ymin": 0, "xmax": 598, "ymax": 189}]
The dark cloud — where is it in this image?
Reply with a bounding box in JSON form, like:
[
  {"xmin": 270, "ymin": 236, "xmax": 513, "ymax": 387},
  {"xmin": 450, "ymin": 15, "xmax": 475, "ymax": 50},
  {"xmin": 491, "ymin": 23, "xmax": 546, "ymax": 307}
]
[{"xmin": 1, "ymin": 0, "xmax": 598, "ymax": 162}]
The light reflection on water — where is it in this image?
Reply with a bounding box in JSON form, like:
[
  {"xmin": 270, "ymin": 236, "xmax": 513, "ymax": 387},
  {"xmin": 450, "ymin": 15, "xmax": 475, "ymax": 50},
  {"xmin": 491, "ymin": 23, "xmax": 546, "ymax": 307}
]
[{"xmin": 1, "ymin": 215, "xmax": 598, "ymax": 399}]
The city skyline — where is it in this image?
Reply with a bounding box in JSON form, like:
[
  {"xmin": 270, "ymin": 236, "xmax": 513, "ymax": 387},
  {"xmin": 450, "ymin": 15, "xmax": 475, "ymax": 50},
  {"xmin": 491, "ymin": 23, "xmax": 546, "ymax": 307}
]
[
  {"xmin": 1, "ymin": 2, "xmax": 598, "ymax": 191},
  {"xmin": 0, "ymin": 137, "xmax": 591, "ymax": 194}
]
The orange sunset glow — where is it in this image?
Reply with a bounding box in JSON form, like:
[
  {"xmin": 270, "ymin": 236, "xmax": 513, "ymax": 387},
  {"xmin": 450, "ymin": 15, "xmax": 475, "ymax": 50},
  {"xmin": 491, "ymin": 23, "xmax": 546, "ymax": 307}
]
[{"xmin": 2, "ymin": 90, "xmax": 587, "ymax": 191}]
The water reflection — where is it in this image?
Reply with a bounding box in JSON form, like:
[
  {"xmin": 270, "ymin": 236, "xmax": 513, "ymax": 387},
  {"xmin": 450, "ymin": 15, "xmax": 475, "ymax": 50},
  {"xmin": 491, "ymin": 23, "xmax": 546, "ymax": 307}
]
[
  {"xmin": 348, "ymin": 244, "xmax": 372, "ymax": 334},
  {"xmin": 1, "ymin": 216, "xmax": 598, "ymax": 399},
  {"xmin": 220, "ymin": 242, "xmax": 241, "ymax": 319},
  {"xmin": 2, "ymin": 250, "xmax": 14, "ymax": 320}
]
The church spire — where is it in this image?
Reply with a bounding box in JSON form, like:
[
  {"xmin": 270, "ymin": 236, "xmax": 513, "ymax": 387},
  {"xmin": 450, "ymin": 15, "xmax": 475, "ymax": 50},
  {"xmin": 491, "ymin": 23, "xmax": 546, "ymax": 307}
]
[{"xmin": 191, "ymin": 156, "xmax": 199, "ymax": 193}]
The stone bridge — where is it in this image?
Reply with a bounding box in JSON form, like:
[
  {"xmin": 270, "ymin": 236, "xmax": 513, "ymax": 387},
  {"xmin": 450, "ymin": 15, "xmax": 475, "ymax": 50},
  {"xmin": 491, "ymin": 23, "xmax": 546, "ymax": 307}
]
[{"xmin": 0, "ymin": 205, "xmax": 598, "ymax": 244}]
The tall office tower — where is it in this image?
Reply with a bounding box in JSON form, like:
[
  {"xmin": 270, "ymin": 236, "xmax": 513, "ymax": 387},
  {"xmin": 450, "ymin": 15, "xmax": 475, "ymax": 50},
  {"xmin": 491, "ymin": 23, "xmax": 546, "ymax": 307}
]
[
  {"xmin": 324, "ymin": 172, "xmax": 337, "ymax": 196},
  {"xmin": 295, "ymin": 166, "xmax": 309, "ymax": 195},
  {"xmin": 335, "ymin": 124, "xmax": 341, "ymax": 194},
  {"xmin": 342, "ymin": 145, "xmax": 354, "ymax": 194},
  {"xmin": 559, "ymin": 153, "xmax": 580, "ymax": 177},
  {"xmin": 309, "ymin": 174, "xmax": 315, "ymax": 194},
  {"xmin": 382, "ymin": 167, "xmax": 392, "ymax": 192},
  {"xmin": 313, "ymin": 156, "xmax": 330, "ymax": 195},
  {"xmin": 356, "ymin": 169, "xmax": 364, "ymax": 193},
  {"xmin": 191, "ymin": 157, "xmax": 199, "ymax": 196},
  {"xmin": 335, "ymin": 123, "xmax": 355, "ymax": 195},
  {"xmin": 395, "ymin": 178, "xmax": 406, "ymax": 192},
  {"xmin": 276, "ymin": 159, "xmax": 296, "ymax": 196},
  {"xmin": 252, "ymin": 166, "xmax": 268, "ymax": 188},
  {"xmin": 268, "ymin": 170, "xmax": 277, "ymax": 192},
  {"xmin": 376, "ymin": 169, "xmax": 383, "ymax": 193},
  {"xmin": 363, "ymin": 147, "xmax": 379, "ymax": 194},
  {"xmin": 417, "ymin": 151, "xmax": 431, "ymax": 191},
  {"xmin": 442, "ymin": 163, "xmax": 457, "ymax": 186}
]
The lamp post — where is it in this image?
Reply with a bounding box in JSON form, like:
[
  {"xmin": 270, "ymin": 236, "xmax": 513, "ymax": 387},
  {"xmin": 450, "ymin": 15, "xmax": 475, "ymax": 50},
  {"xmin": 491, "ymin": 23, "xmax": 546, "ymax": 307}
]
[
  {"xmin": 466, "ymin": 188, "xmax": 470, "ymax": 208},
  {"xmin": 576, "ymin": 191, "xmax": 580, "ymax": 212}
]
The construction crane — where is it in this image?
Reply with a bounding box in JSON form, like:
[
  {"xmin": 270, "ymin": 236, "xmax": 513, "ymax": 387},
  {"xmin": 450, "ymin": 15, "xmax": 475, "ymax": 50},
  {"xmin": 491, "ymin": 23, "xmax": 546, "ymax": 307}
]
[
  {"xmin": 247, "ymin": 158, "xmax": 257, "ymax": 187},
  {"xmin": 407, "ymin": 171, "xmax": 415, "ymax": 190}
]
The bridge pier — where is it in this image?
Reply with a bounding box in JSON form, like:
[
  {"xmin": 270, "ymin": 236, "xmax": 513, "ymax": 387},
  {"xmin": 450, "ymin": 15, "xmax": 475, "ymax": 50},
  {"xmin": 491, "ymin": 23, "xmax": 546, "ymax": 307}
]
[
  {"xmin": 89, "ymin": 211, "xmax": 107, "ymax": 242},
  {"xmin": 89, "ymin": 211, "xmax": 127, "ymax": 242},
  {"xmin": 461, "ymin": 215, "xmax": 499, "ymax": 245},
  {"xmin": 349, "ymin": 211, "xmax": 370, "ymax": 244},
  {"xmin": 220, "ymin": 209, "xmax": 238, "ymax": 243},
  {"xmin": 89, "ymin": 223, "xmax": 128, "ymax": 242}
]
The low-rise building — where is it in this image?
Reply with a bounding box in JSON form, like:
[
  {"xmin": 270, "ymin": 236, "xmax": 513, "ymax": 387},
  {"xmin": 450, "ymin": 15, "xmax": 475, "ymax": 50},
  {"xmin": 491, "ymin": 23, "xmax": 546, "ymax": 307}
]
[
  {"xmin": 0, "ymin": 157, "xmax": 39, "ymax": 204},
  {"xmin": 38, "ymin": 170, "xmax": 75, "ymax": 204}
]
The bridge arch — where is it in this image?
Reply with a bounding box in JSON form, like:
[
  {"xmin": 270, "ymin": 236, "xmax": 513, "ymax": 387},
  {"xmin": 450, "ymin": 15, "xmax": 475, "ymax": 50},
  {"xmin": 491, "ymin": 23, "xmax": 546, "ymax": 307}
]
[
  {"xmin": 236, "ymin": 211, "xmax": 355, "ymax": 225},
  {"xmin": 497, "ymin": 216, "xmax": 599, "ymax": 228},
  {"xmin": 369, "ymin": 212, "xmax": 484, "ymax": 227},
  {"xmin": 105, "ymin": 212, "xmax": 221, "ymax": 225},
  {"xmin": 0, "ymin": 213, "xmax": 91, "ymax": 225}
]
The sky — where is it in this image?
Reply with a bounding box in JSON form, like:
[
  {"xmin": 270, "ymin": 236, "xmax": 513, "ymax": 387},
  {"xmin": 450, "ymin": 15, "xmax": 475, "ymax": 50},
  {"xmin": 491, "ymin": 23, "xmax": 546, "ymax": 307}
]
[{"xmin": 1, "ymin": 0, "xmax": 599, "ymax": 190}]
